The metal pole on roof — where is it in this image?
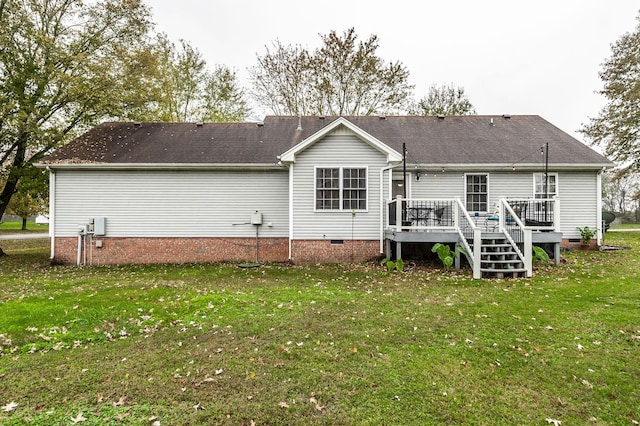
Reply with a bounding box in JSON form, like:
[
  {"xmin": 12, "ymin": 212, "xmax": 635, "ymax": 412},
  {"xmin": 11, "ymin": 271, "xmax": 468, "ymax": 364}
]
[
  {"xmin": 544, "ymin": 142, "xmax": 549, "ymax": 199},
  {"xmin": 402, "ymin": 143, "xmax": 407, "ymax": 225},
  {"xmin": 544, "ymin": 142, "xmax": 549, "ymax": 223},
  {"xmin": 402, "ymin": 143, "xmax": 407, "ymax": 199}
]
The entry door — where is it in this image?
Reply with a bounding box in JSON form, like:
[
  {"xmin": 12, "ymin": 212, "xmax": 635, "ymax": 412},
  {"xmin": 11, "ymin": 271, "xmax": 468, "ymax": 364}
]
[
  {"xmin": 392, "ymin": 180, "xmax": 405, "ymax": 199},
  {"xmin": 390, "ymin": 180, "xmax": 406, "ymax": 225}
]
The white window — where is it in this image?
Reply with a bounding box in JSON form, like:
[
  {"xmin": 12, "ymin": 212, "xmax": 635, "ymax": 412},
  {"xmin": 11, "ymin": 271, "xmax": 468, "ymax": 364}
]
[
  {"xmin": 466, "ymin": 174, "xmax": 488, "ymax": 212},
  {"xmin": 316, "ymin": 167, "xmax": 367, "ymax": 211},
  {"xmin": 534, "ymin": 173, "xmax": 557, "ymax": 198}
]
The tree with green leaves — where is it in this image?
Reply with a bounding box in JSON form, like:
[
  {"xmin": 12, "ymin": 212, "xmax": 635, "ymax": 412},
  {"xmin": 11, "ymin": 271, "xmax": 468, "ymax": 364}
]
[
  {"xmin": 7, "ymin": 190, "xmax": 47, "ymax": 230},
  {"xmin": 580, "ymin": 13, "xmax": 640, "ymax": 175},
  {"xmin": 249, "ymin": 28, "xmax": 414, "ymax": 116},
  {"xmin": 0, "ymin": 0, "xmax": 156, "ymax": 222},
  {"xmin": 411, "ymin": 83, "xmax": 476, "ymax": 116},
  {"xmin": 149, "ymin": 35, "xmax": 250, "ymax": 123}
]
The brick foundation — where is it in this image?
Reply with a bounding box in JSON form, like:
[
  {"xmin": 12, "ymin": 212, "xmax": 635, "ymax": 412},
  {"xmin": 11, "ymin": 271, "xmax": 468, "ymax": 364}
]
[
  {"xmin": 291, "ymin": 239, "xmax": 381, "ymax": 263},
  {"xmin": 53, "ymin": 237, "xmax": 289, "ymax": 265},
  {"xmin": 560, "ymin": 238, "xmax": 597, "ymax": 250}
]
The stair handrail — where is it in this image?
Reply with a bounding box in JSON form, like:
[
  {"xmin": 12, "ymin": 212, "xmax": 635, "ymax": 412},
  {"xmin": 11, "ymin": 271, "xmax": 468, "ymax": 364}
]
[
  {"xmin": 454, "ymin": 198, "xmax": 478, "ymax": 269},
  {"xmin": 500, "ymin": 199, "xmax": 533, "ymax": 277}
]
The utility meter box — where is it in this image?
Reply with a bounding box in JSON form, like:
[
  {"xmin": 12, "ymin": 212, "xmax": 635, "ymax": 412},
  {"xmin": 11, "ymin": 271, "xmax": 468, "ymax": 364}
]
[
  {"xmin": 93, "ymin": 217, "xmax": 106, "ymax": 236},
  {"xmin": 251, "ymin": 211, "xmax": 263, "ymax": 225}
]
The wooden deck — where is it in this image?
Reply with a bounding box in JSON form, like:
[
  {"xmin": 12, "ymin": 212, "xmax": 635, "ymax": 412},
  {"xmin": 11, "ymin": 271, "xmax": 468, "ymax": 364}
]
[{"xmin": 384, "ymin": 197, "xmax": 563, "ymax": 277}]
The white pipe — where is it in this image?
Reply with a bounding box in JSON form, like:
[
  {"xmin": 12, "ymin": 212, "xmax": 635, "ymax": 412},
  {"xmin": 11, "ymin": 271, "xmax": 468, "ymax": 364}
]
[
  {"xmin": 77, "ymin": 234, "xmax": 82, "ymax": 266},
  {"xmin": 48, "ymin": 167, "xmax": 56, "ymax": 260},
  {"xmin": 379, "ymin": 164, "xmax": 401, "ymax": 253},
  {"xmin": 288, "ymin": 163, "xmax": 294, "ymax": 261},
  {"xmin": 596, "ymin": 168, "xmax": 604, "ymax": 245}
]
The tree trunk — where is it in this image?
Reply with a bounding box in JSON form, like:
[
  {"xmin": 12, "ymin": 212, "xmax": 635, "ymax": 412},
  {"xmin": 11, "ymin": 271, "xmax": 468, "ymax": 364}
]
[
  {"xmin": 21, "ymin": 217, "xmax": 28, "ymax": 230},
  {"xmin": 0, "ymin": 177, "xmax": 17, "ymax": 220}
]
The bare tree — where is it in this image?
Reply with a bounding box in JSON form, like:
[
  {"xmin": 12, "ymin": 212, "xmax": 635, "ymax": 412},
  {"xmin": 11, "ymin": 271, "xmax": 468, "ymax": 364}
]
[
  {"xmin": 411, "ymin": 83, "xmax": 476, "ymax": 116},
  {"xmin": 249, "ymin": 28, "xmax": 413, "ymax": 116}
]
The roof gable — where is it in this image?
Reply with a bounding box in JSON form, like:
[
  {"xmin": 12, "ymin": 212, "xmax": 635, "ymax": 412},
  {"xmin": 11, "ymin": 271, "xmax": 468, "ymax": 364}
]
[{"xmin": 278, "ymin": 117, "xmax": 403, "ymax": 163}]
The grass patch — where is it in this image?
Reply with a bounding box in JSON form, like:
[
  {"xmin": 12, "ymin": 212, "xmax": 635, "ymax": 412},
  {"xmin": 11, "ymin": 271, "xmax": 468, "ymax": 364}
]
[
  {"xmin": 0, "ymin": 221, "xmax": 48, "ymax": 234},
  {"xmin": 0, "ymin": 235, "xmax": 639, "ymax": 424},
  {"xmin": 610, "ymin": 223, "xmax": 640, "ymax": 230}
]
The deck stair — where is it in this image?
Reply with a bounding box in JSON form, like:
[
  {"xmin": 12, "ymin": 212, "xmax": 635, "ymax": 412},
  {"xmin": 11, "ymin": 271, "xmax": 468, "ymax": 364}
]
[{"xmin": 473, "ymin": 232, "xmax": 527, "ymax": 278}]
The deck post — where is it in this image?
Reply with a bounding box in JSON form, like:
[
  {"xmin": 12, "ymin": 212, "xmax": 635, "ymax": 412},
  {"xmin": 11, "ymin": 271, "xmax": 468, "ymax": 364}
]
[
  {"xmin": 396, "ymin": 195, "xmax": 403, "ymax": 232},
  {"xmin": 473, "ymin": 227, "xmax": 482, "ymax": 279},
  {"xmin": 524, "ymin": 229, "xmax": 533, "ymax": 277}
]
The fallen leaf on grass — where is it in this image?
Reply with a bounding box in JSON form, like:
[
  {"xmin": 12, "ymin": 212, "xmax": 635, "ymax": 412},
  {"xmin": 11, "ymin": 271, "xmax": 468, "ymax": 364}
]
[
  {"xmin": 545, "ymin": 418, "xmax": 561, "ymax": 426},
  {"xmin": 70, "ymin": 412, "xmax": 87, "ymax": 423},
  {"xmin": 278, "ymin": 401, "xmax": 289, "ymax": 409},
  {"xmin": 113, "ymin": 396, "xmax": 126, "ymax": 407},
  {"xmin": 309, "ymin": 397, "xmax": 326, "ymax": 411},
  {"xmin": 2, "ymin": 401, "xmax": 18, "ymax": 412}
]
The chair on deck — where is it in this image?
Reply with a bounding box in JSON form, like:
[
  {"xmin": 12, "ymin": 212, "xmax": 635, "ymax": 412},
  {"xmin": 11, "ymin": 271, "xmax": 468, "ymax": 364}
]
[
  {"xmin": 486, "ymin": 203, "xmax": 500, "ymax": 230},
  {"xmin": 433, "ymin": 207, "xmax": 446, "ymax": 225}
]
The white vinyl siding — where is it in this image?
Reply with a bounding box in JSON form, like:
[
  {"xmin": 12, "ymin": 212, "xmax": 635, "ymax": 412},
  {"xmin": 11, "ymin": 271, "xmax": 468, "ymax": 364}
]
[
  {"xmin": 292, "ymin": 132, "xmax": 386, "ymax": 240},
  {"xmin": 409, "ymin": 173, "xmax": 463, "ymax": 200},
  {"xmin": 53, "ymin": 169, "xmax": 289, "ymax": 237},
  {"xmin": 408, "ymin": 170, "xmax": 598, "ymax": 239},
  {"xmin": 556, "ymin": 172, "xmax": 598, "ymax": 239}
]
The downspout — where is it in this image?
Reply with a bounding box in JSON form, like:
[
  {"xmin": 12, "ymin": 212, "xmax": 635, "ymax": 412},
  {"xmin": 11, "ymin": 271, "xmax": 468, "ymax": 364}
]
[
  {"xmin": 596, "ymin": 167, "xmax": 604, "ymax": 245},
  {"xmin": 47, "ymin": 166, "xmax": 56, "ymax": 260},
  {"xmin": 288, "ymin": 163, "xmax": 294, "ymax": 260},
  {"xmin": 379, "ymin": 164, "xmax": 402, "ymax": 254}
]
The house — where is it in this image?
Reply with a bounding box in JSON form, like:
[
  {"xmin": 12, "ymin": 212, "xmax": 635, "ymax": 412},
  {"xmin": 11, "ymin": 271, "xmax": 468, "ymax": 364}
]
[{"xmin": 38, "ymin": 115, "xmax": 613, "ymax": 278}]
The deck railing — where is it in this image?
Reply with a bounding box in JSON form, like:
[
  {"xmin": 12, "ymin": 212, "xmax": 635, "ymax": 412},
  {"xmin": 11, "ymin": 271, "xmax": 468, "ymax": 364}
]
[
  {"xmin": 386, "ymin": 196, "xmax": 478, "ymax": 268},
  {"xmin": 497, "ymin": 199, "xmax": 532, "ymax": 277},
  {"xmin": 385, "ymin": 197, "xmax": 559, "ymax": 279}
]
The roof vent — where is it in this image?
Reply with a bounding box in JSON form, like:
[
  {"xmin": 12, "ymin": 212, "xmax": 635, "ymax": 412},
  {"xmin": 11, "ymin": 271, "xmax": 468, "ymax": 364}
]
[
  {"xmin": 256, "ymin": 122, "xmax": 264, "ymax": 127},
  {"xmin": 133, "ymin": 122, "xmax": 142, "ymax": 127},
  {"xmin": 196, "ymin": 122, "xmax": 204, "ymax": 127},
  {"xmin": 490, "ymin": 118, "xmax": 495, "ymax": 126},
  {"xmin": 503, "ymin": 114, "xmax": 511, "ymax": 119},
  {"xmin": 437, "ymin": 115, "xmax": 445, "ymax": 120},
  {"xmin": 296, "ymin": 116, "xmax": 302, "ymax": 131},
  {"xmin": 318, "ymin": 116, "xmax": 325, "ymax": 120},
  {"xmin": 379, "ymin": 115, "xmax": 386, "ymax": 120}
]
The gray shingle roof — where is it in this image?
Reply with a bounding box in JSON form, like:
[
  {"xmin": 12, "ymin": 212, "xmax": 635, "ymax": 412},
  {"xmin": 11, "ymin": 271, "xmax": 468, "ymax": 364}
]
[{"xmin": 42, "ymin": 115, "xmax": 612, "ymax": 167}]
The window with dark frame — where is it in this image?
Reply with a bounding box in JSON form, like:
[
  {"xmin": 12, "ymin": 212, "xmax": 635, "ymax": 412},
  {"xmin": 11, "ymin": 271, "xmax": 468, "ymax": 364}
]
[
  {"xmin": 466, "ymin": 174, "xmax": 488, "ymax": 212},
  {"xmin": 316, "ymin": 167, "xmax": 367, "ymax": 210}
]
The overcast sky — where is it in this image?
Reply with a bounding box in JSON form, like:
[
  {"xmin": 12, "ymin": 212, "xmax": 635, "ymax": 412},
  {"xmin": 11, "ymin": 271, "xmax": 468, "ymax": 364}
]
[{"xmin": 149, "ymin": 1, "xmax": 639, "ymax": 142}]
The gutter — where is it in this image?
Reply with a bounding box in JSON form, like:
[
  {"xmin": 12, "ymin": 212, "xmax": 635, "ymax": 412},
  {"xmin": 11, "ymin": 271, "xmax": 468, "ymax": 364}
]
[
  {"xmin": 47, "ymin": 166, "xmax": 56, "ymax": 260},
  {"xmin": 35, "ymin": 162, "xmax": 287, "ymax": 171},
  {"xmin": 379, "ymin": 163, "xmax": 403, "ymax": 254},
  {"xmin": 405, "ymin": 163, "xmax": 614, "ymax": 172}
]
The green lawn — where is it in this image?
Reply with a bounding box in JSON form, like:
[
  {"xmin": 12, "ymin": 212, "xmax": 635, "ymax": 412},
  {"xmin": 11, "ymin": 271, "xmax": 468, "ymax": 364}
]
[
  {"xmin": 0, "ymin": 221, "xmax": 48, "ymax": 234},
  {"xmin": 610, "ymin": 222, "xmax": 640, "ymax": 229},
  {"xmin": 0, "ymin": 234, "xmax": 638, "ymax": 425}
]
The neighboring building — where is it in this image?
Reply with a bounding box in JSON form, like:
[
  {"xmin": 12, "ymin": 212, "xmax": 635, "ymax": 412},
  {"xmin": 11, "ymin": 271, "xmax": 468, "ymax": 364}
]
[{"xmin": 38, "ymin": 115, "xmax": 613, "ymax": 278}]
